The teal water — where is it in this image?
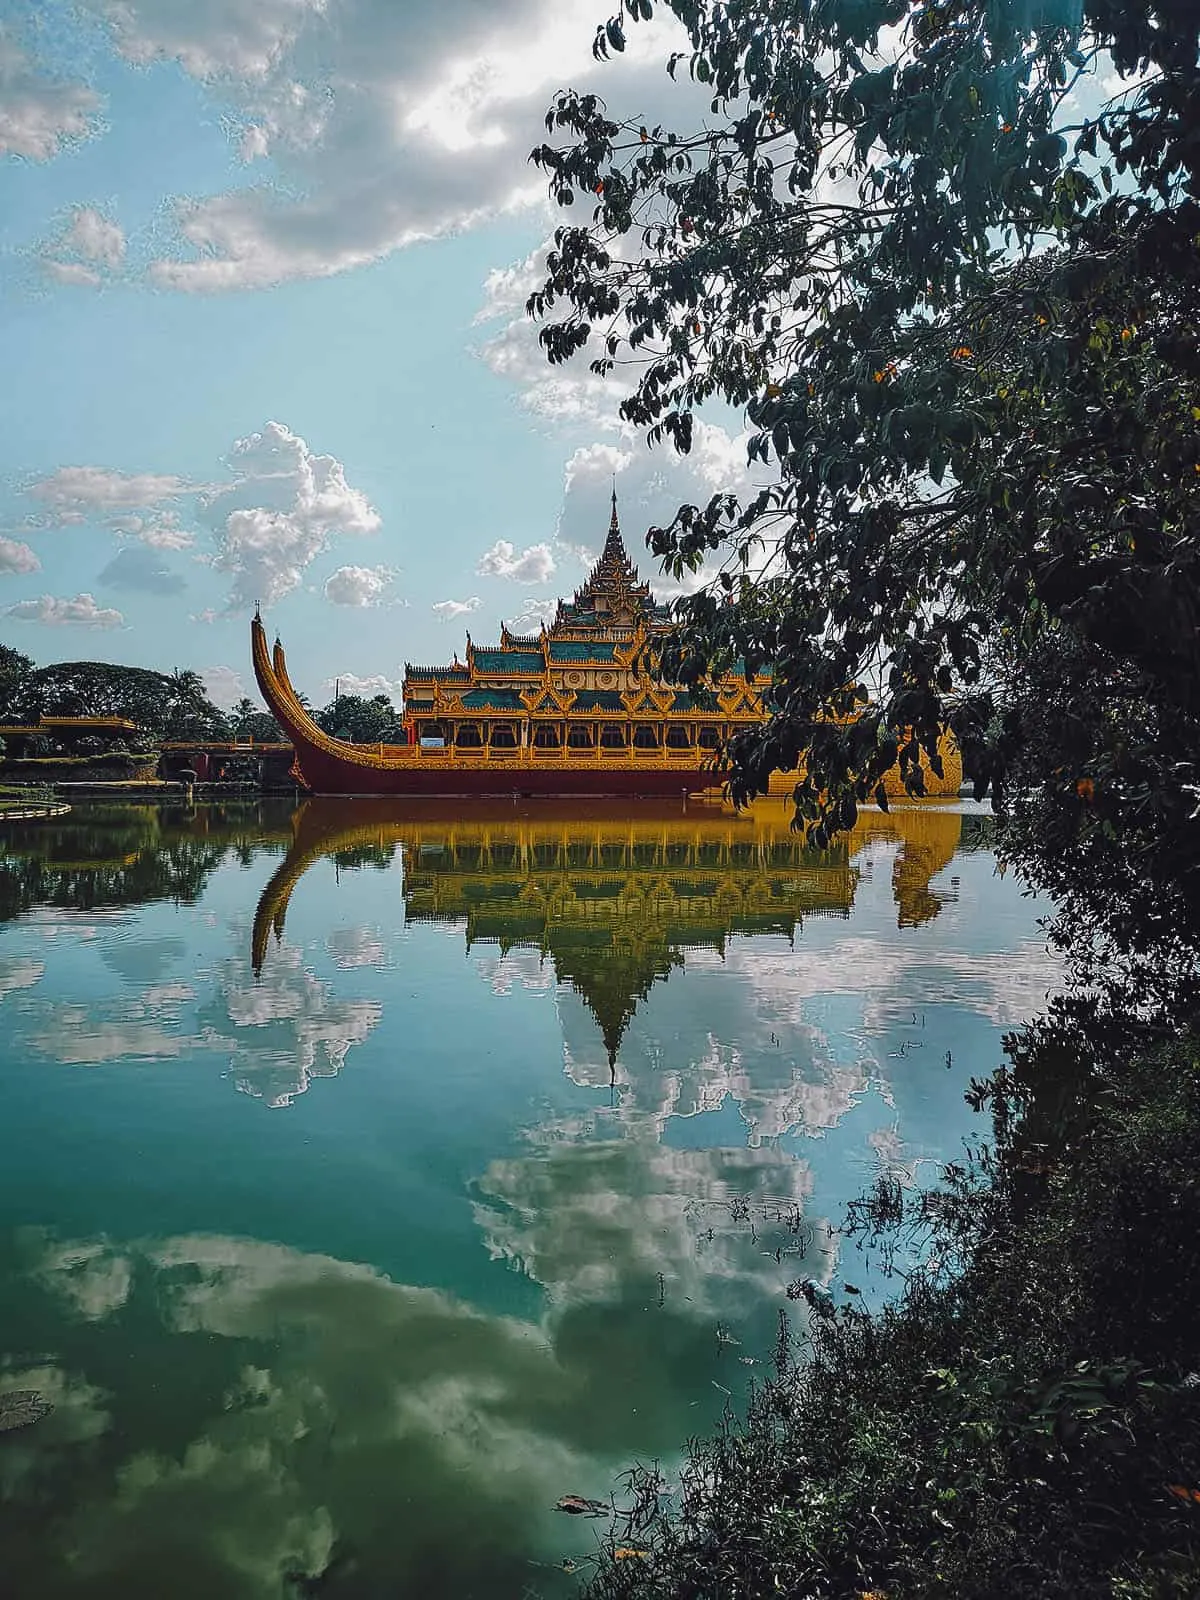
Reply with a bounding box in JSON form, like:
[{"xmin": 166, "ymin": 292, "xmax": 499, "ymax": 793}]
[{"xmin": 0, "ymin": 799, "xmax": 1057, "ymax": 1598}]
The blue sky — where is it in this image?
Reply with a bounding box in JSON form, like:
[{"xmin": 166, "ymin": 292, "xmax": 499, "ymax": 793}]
[{"xmin": 0, "ymin": 0, "xmax": 750, "ymax": 709}]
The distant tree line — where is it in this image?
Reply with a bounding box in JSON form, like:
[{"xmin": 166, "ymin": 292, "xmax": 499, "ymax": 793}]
[{"xmin": 0, "ymin": 646, "xmax": 405, "ymax": 751}]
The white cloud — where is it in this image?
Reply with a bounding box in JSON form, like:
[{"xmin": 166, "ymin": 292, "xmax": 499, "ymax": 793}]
[
  {"xmin": 42, "ymin": 258, "xmax": 103, "ymax": 287},
  {"xmin": 36, "ymin": 1240, "xmax": 133, "ymax": 1321},
  {"xmin": 430, "ymin": 596, "xmax": 481, "ymax": 620},
  {"xmin": 0, "ymin": 536, "xmax": 40, "ymax": 574},
  {"xmin": 88, "ymin": 0, "xmax": 326, "ymax": 80},
  {"xmin": 322, "ymin": 563, "xmax": 391, "ymax": 607},
  {"xmin": 110, "ymin": 511, "xmax": 195, "ymax": 550},
  {"xmin": 24, "ymin": 1223, "xmax": 771, "ymax": 1596},
  {"xmin": 556, "ymin": 425, "xmax": 766, "ymax": 599},
  {"xmin": 477, "ymin": 241, "xmax": 630, "ymax": 432},
  {"xmin": 326, "ymin": 925, "xmax": 388, "ymax": 969},
  {"xmin": 216, "ymin": 943, "xmax": 382, "ymax": 1107},
  {"xmin": 319, "ymin": 671, "xmax": 398, "ymax": 698},
  {"xmin": 476, "ymin": 1129, "xmax": 826, "ymax": 1313},
  {"xmin": 200, "ymin": 420, "xmax": 380, "ymax": 609},
  {"xmin": 476, "ymin": 539, "xmax": 555, "ymax": 584},
  {"xmin": 200, "ymin": 665, "xmax": 245, "ymax": 709},
  {"xmin": 503, "ymin": 596, "xmax": 556, "ymax": 632},
  {"xmin": 0, "ymin": 29, "xmax": 102, "ymax": 161},
  {"xmin": 81, "ymin": 0, "xmax": 697, "ymax": 291},
  {"xmin": 238, "ymin": 121, "xmax": 271, "ymax": 161},
  {"xmin": 62, "ymin": 205, "xmax": 126, "ymax": 266},
  {"xmin": 5, "ymin": 592, "xmax": 124, "ymax": 628},
  {"xmin": 30, "ymin": 1005, "xmax": 187, "ymax": 1063},
  {"xmin": 29, "ymin": 465, "xmax": 186, "ymax": 520},
  {"xmin": 41, "ymin": 208, "xmax": 126, "ymax": 288},
  {"xmin": 0, "ymin": 956, "xmax": 45, "ymax": 1000}
]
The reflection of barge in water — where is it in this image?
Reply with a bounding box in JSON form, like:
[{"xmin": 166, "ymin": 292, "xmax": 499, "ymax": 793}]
[
  {"xmin": 252, "ymin": 798, "xmax": 969, "ymax": 1061},
  {"xmin": 252, "ymin": 495, "xmax": 962, "ymax": 799}
]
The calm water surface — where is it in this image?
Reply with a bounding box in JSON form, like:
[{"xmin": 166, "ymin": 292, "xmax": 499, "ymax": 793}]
[{"xmin": 0, "ymin": 798, "xmax": 1057, "ymax": 1598}]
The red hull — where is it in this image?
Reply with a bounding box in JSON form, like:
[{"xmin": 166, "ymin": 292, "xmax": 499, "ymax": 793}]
[{"xmin": 290, "ymin": 745, "xmax": 721, "ymax": 798}]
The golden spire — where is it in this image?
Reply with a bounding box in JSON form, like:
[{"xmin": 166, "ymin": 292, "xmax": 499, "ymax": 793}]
[{"xmin": 604, "ymin": 480, "xmax": 624, "ymax": 559}]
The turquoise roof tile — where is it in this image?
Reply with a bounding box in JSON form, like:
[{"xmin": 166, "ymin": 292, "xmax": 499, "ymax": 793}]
[
  {"xmin": 473, "ymin": 650, "xmax": 544, "ymax": 674},
  {"xmin": 548, "ymin": 640, "xmax": 618, "ymax": 663},
  {"xmin": 461, "ymin": 689, "xmax": 524, "ymax": 709},
  {"xmin": 571, "ymin": 690, "xmax": 626, "ymax": 712}
]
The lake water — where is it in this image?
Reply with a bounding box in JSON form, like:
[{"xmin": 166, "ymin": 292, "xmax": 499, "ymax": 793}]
[{"xmin": 0, "ymin": 798, "xmax": 1058, "ymax": 1598}]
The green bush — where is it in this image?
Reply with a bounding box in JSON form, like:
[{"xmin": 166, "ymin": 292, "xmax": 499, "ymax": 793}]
[{"xmin": 587, "ymin": 1025, "xmax": 1200, "ymax": 1600}]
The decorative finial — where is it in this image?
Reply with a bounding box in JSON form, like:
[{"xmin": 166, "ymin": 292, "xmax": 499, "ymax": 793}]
[
  {"xmin": 610, "ymin": 477, "xmax": 619, "ymax": 534},
  {"xmin": 254, "ymin": 601, "xmax": 261, "ymax": 621}
]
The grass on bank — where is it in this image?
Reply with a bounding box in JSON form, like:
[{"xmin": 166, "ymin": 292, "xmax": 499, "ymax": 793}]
[{"xmin": 587, "ymin": 1013, "xmax": 1200, "ymax": 1600}]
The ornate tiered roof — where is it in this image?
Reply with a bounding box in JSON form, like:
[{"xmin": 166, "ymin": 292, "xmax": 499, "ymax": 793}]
[
  {"xmin": 399, "ymin": 492, "xmax": 769, "ymax": 723},
  {"xmin": 403, "ymin": 493, "xmax": 678, "ymax": 692},
  {"xmin": 553, "ymin": 489, "xmax": 673, "ymax": 635}
]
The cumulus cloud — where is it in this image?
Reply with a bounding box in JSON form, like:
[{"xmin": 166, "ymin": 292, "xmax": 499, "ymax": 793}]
[
  {"xmin": 36, "ymin": 1240, "xmax": 134, "ymax": 1321},
  {"xmin": 98, "ymin": 546, "xmax": 187, "ymax": 596},
  {"xmin": 200, "ymin": 421, "xmax": 380, "ymax": 610},
  {"xmin": 199, "ymin": 664, "xmax": 245, "ymax": 709},
  {"xmin": 30, "ymin": 1003, "xmax": 188, "ymax": 1064},
  {"xmin": 0, "ymin": 956, "xmax": 45, "ymax": 1001},
  {"xmin": 503, "ymin": 596, "xmax": 556, "ymax": 632},
  {"xmin": 430, "ymin": 596, "xmax": 481, "ymax": 620},
  {"xmin": 109, "ymin": 512, "xmax": 195, "ymax": 550},
  {"xmin": 88, "ymin": 0, "xmax": 325, "ymax": 79},
  {"xmin": 75, "ymin": 0, "xmax": 699, "ymax": 291},
  {"xmin": 0, "ymin": 536, "xmax": 40, "ymax": 574},
  {"xmin": 63, "ymin": 205, "xmax": 126, "ymax": 267},
  {"xmin": 42, "ymin": 206, "xmax": 127, "ymax": 288},
  {"xmin": 322, "ymin": 563, "xmax": 392, "ymax": 607},
  {"xmin": 5, "ymin": 592, "xmax": 124, "ymax": 628},
  {"xmin": 207, "ymin": 943, "xmax": 383, "ymax": 1107},
  {"xmin": 0, "ymin": 29, "xmax": 102, "ymax": 161},
  {"xmin": 476, "ymin": 539, "xmax": 555, "ymax": 584},
  {"xmin": 554, "ymin": 425, "xmax": 768, "ymax": 599},
  {"xmin": 28, "ymin": 465, "xmax": 186, "ymax": 521},
  {"xmin": 319, "ymin": 671, "xmax": 398, "ymax": 698},
  {"xmin": 24, "ymin": 1223, "xmax": 769, "ymax": 1596},
  {"xmin": 325, "ymin": 925, "xmax": 388, "ymax": 969},
  {"xmin": 41, "ymin": 258, "xmax": 102, "ymax": 287},
  {"xmin": 475, "ymin": 1129, "xmax": 827, "ymax": 1314},
  {"xmin": 477, "ymin": 240, "xmax": 630, "ymax": 431}
]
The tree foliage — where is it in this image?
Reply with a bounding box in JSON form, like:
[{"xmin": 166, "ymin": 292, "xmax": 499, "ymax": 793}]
[
  {"xmin": 529, "ymin": 0, "xmax": 1200, "ymax": 843},
  {"xmin": 230, "ymin": 697, "xmax": 284, "ymax": 743},
  {"xmin": 0, "ymin": 645, "xmax": 34, "ymax": 713},
  {"xmin": 5, "ymin": 662, "xmax": 229, "ymax": 741},
  {"xmin": 315, "ymin": 693, "xmax": 402, "ymax": 744}
]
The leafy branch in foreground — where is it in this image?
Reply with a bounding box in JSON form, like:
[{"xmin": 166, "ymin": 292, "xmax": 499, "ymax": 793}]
[{"xmin": 529, "ymin": 0, "xmax": 1200, "ymax": 840}]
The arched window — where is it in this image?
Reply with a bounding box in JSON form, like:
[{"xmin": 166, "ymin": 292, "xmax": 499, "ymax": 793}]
[
  {"xmin": 633, "ymin": 723, "xmax": 660, "ymax": 749},
  {"xmin": 599, "ymin": 723, "xmax": 627, "ymax": 748},
  {"xmin": 697, "ymin": 726, "xmax": 721, "ymax": 750},
  {"xmin": 566, "ymin": 725, "xmax": 593, "ymax": 748},
  {"xmin": 455, "ymin": 724, "xmax": 482, "ymax": 748},
  {"xmin": 533, "ymin": 724, "xmax": 561, "ymax": 748},
  {"xmin": 489, "ymin": 722, "xmax": 517, "ymax": 749},
  {"xmin": 665, "ymin": 724, "xmax": 692, "ymax": 749}
]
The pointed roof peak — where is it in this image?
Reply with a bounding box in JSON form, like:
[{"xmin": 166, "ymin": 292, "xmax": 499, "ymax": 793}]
[{"xmin": 603, "ymin": 480, "xmax": 627, "ymax": 562}]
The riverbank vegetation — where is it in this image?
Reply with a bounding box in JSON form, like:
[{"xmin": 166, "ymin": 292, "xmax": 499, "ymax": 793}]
[
  {"xmin": 530, "ymin": 0, "xmax": 1200, "ymax": 1593},
  {"xmin": 0, "ymin": 646, "xmax": 403, "ymax": 768}
]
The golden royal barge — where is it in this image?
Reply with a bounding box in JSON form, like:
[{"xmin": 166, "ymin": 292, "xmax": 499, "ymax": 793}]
[{"xmin": 251, "ymin": 495, "xmax": 962, "ymax": 799}]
